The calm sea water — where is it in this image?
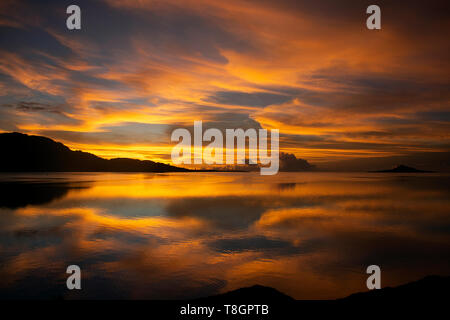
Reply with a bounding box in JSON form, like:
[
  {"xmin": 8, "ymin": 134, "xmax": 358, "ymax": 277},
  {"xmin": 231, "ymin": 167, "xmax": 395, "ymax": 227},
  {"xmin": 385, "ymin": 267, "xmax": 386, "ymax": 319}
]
[{"xmin": 0, "ymin": 172, "xmax": 449, "ymax": 299}]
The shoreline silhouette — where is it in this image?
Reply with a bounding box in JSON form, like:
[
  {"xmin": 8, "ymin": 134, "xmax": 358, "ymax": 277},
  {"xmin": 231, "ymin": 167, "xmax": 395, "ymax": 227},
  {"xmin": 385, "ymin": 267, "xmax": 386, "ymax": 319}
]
[
  {"xmin": 3, "ymin": 132, "xmax": 437, "ymax": 173},
  {"xmin": 0, "ymin": 132, "xmax": 188, "ymax": 173}
]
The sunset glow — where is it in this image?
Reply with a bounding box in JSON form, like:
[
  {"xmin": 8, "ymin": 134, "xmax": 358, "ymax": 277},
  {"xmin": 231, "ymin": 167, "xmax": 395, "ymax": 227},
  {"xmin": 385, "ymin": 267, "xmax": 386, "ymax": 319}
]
[{"xmin": 1, "ymin": 0, "xmax": 448, "ymax": 167}]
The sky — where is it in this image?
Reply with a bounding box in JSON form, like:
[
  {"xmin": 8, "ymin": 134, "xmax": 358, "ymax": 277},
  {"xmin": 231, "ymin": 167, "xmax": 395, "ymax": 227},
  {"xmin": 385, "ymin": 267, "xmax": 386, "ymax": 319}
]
[{"xmin": 0, "ymin": 0, "xmax": 449, "ymax": 167}]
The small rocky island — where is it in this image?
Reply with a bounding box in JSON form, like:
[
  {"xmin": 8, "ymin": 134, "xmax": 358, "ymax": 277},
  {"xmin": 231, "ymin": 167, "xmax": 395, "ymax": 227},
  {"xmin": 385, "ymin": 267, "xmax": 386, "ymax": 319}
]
[{"xmin": 373, "ymin": 165, "xmax": 433, "ymax": 173}]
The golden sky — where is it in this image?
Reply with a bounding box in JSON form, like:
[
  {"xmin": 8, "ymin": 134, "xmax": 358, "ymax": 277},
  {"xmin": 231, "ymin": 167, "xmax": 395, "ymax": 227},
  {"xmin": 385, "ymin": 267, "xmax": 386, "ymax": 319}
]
[{"xmin": 0, "ymin": 0, "xmax": 449, "ymax": 165}]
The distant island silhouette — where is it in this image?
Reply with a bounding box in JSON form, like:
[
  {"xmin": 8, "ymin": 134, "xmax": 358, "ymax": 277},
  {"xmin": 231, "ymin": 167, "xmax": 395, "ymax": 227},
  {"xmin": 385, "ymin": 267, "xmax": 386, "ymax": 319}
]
[
  {"xmin": 373, "ymin": 164, "xmax": 433, "ymax": 173},
  {"xmin": 0, "ymin": 132, "xmax": 188, "ymax": 172}
]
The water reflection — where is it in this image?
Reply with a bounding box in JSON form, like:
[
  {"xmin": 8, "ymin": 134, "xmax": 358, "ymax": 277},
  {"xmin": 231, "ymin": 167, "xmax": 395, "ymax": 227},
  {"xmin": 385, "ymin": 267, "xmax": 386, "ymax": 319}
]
[{"xmin": 0, "ymin": 172, "xmax": 449, "ymax": 299}]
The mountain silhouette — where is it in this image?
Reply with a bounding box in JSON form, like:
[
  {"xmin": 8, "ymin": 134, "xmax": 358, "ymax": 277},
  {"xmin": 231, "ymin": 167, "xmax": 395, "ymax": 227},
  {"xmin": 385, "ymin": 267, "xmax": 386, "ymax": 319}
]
[
  {"xmin": 0, "ymin": 132, "xmax": 188, "ymax": 172},
  {"xmin": 374, "ymin": 164, "xmax": 433, "ymax": 173}
]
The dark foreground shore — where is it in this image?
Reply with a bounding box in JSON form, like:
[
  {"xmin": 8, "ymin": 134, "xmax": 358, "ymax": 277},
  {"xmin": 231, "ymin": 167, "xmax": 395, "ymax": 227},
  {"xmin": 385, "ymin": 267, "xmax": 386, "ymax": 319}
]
[
  {"xmin": 193, "ymin": 275, "xmax": 449, "ymax": 317},
  {"xmin": 1, "ymin": 275, "xmax": 448, "ymax": 319},
  {"xmin": 201, "ymin": 274, "xmax": 449, "ymax": 302}
]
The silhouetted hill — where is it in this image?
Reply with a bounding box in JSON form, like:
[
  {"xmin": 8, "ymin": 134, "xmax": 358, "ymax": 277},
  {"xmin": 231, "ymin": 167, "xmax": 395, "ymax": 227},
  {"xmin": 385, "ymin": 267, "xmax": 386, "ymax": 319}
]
[
  {"xmin": 0, "ymin": 132, "xmax": 188, "ymax": 172},
  {"xmin": 374, "ymin": 164, "xmax": 433, "ymax": 173}
]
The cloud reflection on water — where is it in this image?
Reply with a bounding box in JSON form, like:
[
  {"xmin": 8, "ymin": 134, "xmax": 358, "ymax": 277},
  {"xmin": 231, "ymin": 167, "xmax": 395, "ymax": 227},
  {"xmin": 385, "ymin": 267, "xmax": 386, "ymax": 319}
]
[{"xmin": 0, "ymin": 172, "xmax": 449, "ymax": 299}]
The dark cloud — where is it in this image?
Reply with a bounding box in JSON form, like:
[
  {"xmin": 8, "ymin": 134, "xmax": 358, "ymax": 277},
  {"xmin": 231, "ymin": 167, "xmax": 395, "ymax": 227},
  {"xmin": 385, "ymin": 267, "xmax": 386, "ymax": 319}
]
[
  {"xmin": 165, "ymin": 113, "xmax": 263, "ymax": 142},
  {"xmin": 300, "ymin": 72, "xmax": 450, "ymax": 113},
  {"xmin": 165, "ymin": 197, "xmax": 268, "ymax": 231},
  {"xmin": 415, "ymin": 111, "xmax": 450, "ymax": 122},
  {"xmin": 279, "ymin": 153, "xmax": 315, "ymax": 171},
  {"xmin": 207, "ymin": 236, "xmax": 300, "ymax": 255},
  {"xmin": 9, "ymin": 101, "xmax": 64, "ymax": 114},
  {"xmin": 206, "ymin": 91, "xmax": 293, "ymax": 107},
  {"xmin": 0, "ymin": 25, "xmax": 74, "ymax": 61},
  {"xmin": 39, "ymin": 122, "xmax": 170, "ymax": 146}
]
